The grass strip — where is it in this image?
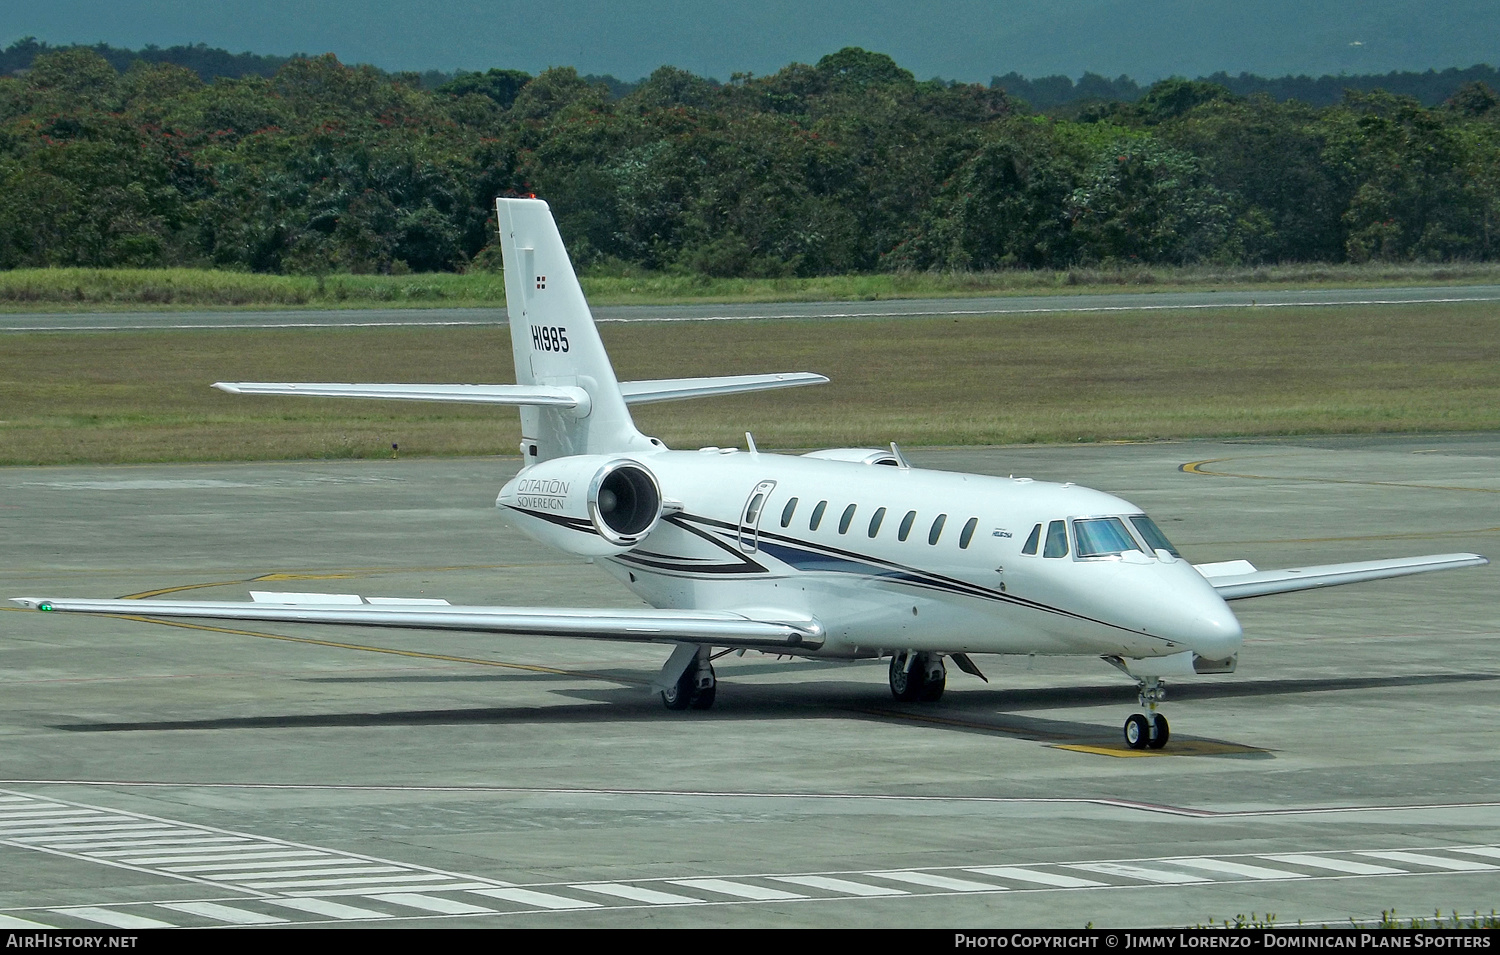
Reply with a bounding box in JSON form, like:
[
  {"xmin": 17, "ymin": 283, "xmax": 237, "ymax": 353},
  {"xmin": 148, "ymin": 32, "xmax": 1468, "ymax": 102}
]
[
  {"xmin": 3, "ymin": 263, "xmax": 1500, "ymax": 312},
  {"xmin": 1, "ymin": 302, "xmax": 1497, "ymax": 466}
]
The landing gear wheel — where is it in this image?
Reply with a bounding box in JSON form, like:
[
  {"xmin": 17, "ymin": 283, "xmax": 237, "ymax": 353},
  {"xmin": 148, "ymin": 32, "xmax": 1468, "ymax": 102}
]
[
  {"xmin": 1147, "ymin": 714, "xmax": 1169, "ymax": 749},
  {"xmin": 889, "ymin": 653, "xmax": 923, "ymax": 702},
  {"xmin": 1124, "ymin": 713, "xmax": 1150, "ymax": 750},
  {"xmin": 661, "ymin": 661, "xmax": 716, "ymax": 711},
  {"xmin": 890, "ymin": 652, "xmax": 947, "ymax": 703}
]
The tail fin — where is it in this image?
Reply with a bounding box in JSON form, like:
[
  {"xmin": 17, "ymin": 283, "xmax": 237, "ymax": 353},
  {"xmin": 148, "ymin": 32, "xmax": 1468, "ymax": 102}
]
[{"xmin": 496, "ymin": 198, "xmax": 657, "ymax": 463}]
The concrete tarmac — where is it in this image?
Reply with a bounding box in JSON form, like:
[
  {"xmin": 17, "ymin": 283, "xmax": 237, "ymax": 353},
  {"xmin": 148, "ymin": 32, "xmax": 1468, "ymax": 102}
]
[
  {"xmin": 1, "ymin": 435, "xmax": 1496, "ymax": 928},
  {"xmin": 4, "ymin": 284, "xmax": 1500, "ymax": 331}
]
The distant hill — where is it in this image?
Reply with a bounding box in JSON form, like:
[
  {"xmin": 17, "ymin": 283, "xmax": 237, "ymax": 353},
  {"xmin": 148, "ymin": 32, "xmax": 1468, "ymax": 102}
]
[
  {"xmin": 994, "ymin": 64, "xmax": 1500, "ymax": 110},
  {"xmin": 0, "ymin": 37, "xmax": 289, "ymax": 81},
  {"xmin": 3, "ymin": 34, "xmax": 1492, "ymax": 112}
]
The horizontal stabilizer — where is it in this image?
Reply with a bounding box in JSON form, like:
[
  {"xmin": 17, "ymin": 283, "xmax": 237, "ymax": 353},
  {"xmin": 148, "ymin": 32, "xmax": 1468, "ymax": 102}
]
[
  {"xmin": 11, "ymin": 597, "xmax": 824, "ymax": 650},
  {"xmin": 214, "ymin": 382, "xmax": 590, "ymax": 414},
  {"xmin": 619, "ymin": 373, "xmax": 828, "ymax": 404},
  {"xmin": 1202, "ymin": 553, "xmax": 1488, "ymax": 600}
]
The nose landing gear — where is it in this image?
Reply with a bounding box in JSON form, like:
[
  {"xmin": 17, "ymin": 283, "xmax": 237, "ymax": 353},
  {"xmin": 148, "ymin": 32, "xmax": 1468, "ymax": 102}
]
[{"xmin": 1124, "ymin": 676, "xmax": 1169, "ymax": 750}]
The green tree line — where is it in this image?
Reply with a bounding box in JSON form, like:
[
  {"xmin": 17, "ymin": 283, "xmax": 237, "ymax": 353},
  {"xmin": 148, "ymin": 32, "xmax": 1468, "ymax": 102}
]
[{"xmin": 2, "ymin": 46, "xmax": 1498, "ymax": 276}]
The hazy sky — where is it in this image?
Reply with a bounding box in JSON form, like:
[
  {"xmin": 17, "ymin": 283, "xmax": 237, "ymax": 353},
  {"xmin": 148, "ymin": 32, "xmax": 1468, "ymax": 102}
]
[{"xmin": 5, "ymin": 0, "xmax": 1496, "ymax": 81}]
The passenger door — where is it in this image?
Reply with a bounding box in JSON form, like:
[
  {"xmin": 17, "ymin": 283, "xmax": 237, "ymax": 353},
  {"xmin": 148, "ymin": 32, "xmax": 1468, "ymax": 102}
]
[{"xmin": 738, "ymin": 481, "xmax": 777, "ymax": 553}]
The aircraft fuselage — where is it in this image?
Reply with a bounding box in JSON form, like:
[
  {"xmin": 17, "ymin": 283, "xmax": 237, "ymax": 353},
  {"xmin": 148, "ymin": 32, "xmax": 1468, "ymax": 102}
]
[{"xmin": 498, "ymin": 448, "xmax": 1245, "ymax": 665}]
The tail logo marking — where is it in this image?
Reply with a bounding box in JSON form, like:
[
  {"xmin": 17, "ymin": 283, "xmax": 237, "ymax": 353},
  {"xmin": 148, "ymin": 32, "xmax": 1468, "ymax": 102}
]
[{"xmin": 531, "ymin": 325, "xmax": 570, "ymax": 353}]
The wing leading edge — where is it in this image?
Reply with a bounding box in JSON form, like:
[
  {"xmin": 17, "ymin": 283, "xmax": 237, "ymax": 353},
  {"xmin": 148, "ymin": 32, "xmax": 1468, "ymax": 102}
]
[
  {"xmin": 9, "ymin": 597, "xmax": 824, "ymax": 651},
  {"xmin": 1195, "ymin": 553, "xmax": 1488, "ymax": 600}
]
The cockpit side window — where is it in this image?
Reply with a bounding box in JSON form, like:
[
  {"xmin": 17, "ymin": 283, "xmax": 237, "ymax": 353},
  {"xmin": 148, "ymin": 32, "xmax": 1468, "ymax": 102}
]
[
  {"xmin": 1073, "ymin": 517, "xmax": 1142, "ymax": 558},
  {"xmin": 1042, "ymin": 520, "xmax": 1068, "ymax": 558},
  {"xmin": 1022, "ymin": 523, "xmax": 1042, "ymax": 555},
  {"xmin": 1130, "ymin": 515, "xmax": 1182, "ymax": 558}
]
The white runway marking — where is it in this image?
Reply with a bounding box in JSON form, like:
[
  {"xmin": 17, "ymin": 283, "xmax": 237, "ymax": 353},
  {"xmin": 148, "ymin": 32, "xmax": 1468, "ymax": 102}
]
[
  {"xmin": 1069, "ymin": 862, "xmax": 1211, "ymax": 884},
  {"xmin": 875, "ymin": 870, "xmax": 1007, "ymax": 892},
  {"xmin": 470, "ymin": 887, "xmax": 601, "ymax": 910},
  {"xmin": 966, "ymin": 866, "xmax": 1107, "ymax": 888},
  {"xmin": 668, "ymin": 878, "xmax": 807, "ymax": 901},
  {"xmin": 1259, "ymin": 854, "xmax": 1403, "ymax": 875},
  {"xmin": 54, "ymin": 906, "xmax": 174, "ymax": 929},
  {"xmin": 772, "ymin": 875, "xmax": 909, "ymax": 896},
  {"xmin": 1359, "ymin": 850, "xmax": 1498, "ymax": 871},
  {"xmin": 271, "ymin": 897, "xmax": 390, "ymax": 920},
  {"xmin": 3, "ymin": 781, "xmax": 1497, "ymax": 926},
  {"xmin": 0, "ymin": 787, "xmax": 512, "ymax": 897},
  {"xmin": 1168, "ymin": 858, "xmax": 1305, "ymax": 880},
  {"xmin": 572, "ymin": 883, "xmax": 706, "ymax": 905},
  {"xmin": 159, "ymin": 901, "xmax": 289, "ymax": 925},
  {"xmin": 370, "ymin": 893, "xmax": 495, "ymax": 915}
]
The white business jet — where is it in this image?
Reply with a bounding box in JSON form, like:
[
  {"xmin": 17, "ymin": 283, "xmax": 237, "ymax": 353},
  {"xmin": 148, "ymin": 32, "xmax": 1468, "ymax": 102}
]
[{"xmin": 13, "ymin": 198, "xmax": 1489, "ymax": 749}]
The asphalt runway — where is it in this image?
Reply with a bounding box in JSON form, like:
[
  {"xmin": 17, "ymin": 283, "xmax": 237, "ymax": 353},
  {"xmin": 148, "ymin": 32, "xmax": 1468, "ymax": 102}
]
[
  {"xmin": 4, "ymin": 284, "xmax": 1500, "ymax": 331},
  {"xmin": 1, "ymin": 436, "xmax": 1497, "ymax": 928}
]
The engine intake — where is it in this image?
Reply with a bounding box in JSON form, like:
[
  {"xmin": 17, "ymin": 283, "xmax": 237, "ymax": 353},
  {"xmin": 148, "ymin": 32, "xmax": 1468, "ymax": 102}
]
[{"xmin": 589, "ymin": 461, "xmax": 661, "ymax": 546}]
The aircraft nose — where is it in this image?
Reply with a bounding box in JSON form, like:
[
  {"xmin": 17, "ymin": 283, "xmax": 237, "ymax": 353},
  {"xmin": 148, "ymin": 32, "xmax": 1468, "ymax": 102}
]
[{"xmin": 1184, "ymin": 593, "xmax": 1243, "ymax": 661}]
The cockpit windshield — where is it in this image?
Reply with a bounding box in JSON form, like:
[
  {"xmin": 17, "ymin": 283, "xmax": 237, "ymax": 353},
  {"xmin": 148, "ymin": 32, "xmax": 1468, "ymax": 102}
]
[
  {"xmin": 1072, "ymin": 517, "xmax": 1142, "ymax": 558},
  {"xmin": 1129, "ymin": 515, "xmax": 1182, "ymax": 558}
]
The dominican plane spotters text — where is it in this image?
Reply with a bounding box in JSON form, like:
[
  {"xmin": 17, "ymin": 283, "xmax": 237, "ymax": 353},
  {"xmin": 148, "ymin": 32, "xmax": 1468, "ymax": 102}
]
[{"xmin": 14, "ymin": 198, "xmax": 1488, "ymax": 748}]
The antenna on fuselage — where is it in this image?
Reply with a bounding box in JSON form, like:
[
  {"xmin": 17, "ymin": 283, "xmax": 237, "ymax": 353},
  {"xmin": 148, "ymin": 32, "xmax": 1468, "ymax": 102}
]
[
  {"xmin": 889, "ymin": 442, "xmax": 911, "ymax": 470},
  {"xmin": 746, "ymin": 432, "xmax": 758, "ymax": 453}
]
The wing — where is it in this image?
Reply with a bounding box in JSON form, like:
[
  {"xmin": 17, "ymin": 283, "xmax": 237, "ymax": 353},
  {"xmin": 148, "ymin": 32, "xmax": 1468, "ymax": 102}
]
[
  {"xmin": 1194, "ymin": 553, "xmax": 1488, "ymax": 600},
  {"xmin": 9, "ymin": 593, "xmax": 823, "ymax": 651},
  {"xmin": 212, "ymin": 373, "xmax": 827, "ymax": 409},
  {"xmin": 618, "ymin": 373, "xmax": 828, "ymax": 403},
  {"xmin": 213, "ymin": 382, "xmax": 589, "ymax": 410}
]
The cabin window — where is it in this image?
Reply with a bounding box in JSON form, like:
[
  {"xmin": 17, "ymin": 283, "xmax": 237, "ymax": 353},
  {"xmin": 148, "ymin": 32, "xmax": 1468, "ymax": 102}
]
[
  {"xmin": 1022, "ymin": 523, "xmax": 1042, "ymax": 555},
  {"xmin": 838, "ymin": 504, "xmax": 857, "ymax": 534},
  {"xmin": 928, "ymin": 513, "xmax": 947, "ymax": 545},
  {"xmin": 959, "ymin": 517, "xmax": 978, "ymax": 549},
  {"xmin": 780, "ymin": 497, "xmax": 798, "ymax": 528},
  {"xmin": 745, "ymin": 493, "xmax": 765, "ymax": 525},
  {"xmin": 868, "ymin": 507, "xmax": 886, "ymax": 538},
  {"xmin": 1043, "ymin": 519, "xmax": 1068, "ymax": 558},
  {"xmin": 1130, "ymin": 515, "xmax": 1182, "ymax": 557},
  {"xmin": 1073, "ymin": 517, "xmax": 1143, "ymax": 558},
  {"xmin": 809, "ymin": 500, "xmax": 827, "ymax": 531},
  {"xmin": 898, "ymin": 510, "xmax": 917, "ymax": 541}
]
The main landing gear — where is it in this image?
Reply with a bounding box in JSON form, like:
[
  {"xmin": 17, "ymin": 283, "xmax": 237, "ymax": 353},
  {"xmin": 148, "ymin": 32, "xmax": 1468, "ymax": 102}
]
[
  {"xmin": 658, "ymin": 644, "xmax": 717, "ymax": 711},
  {"xmin": 889, "ymin": 651, "xmax": 946, "ymax": 702},
  {"xmin": 1123, "ymin": 676, "xmax": 1169, "ymax": 750}
]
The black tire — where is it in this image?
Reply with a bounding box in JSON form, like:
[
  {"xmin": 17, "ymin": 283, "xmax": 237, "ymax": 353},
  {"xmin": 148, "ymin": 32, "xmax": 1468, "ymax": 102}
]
[
  {"xmin": 889, "ymin": 654, "xmax": 924, "ymax": 702},
  {"xmin": 1147, "ymin": 714, "xmax": 1169, "ymax": 749},
  {"xmin": 919, "ymin": 669, "xmax": 946, "ymax": 702},
  {"xmin": 1124, "ymin": 713, "xmax": 1150, "ymax": 749},
  {"xmin": 689, "ymin": 682, "xmax": 717, "ymax": 710}
]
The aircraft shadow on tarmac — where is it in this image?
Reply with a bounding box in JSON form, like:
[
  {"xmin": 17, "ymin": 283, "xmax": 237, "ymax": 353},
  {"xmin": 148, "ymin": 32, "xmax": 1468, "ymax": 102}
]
[{"xmin": 52, "ymin": 671, "xmax": 1497, "ymax": 755}]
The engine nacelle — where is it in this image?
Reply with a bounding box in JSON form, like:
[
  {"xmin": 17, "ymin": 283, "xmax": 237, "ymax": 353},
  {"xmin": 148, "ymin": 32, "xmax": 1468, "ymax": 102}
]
[{"xmin": 497, "ymin": 456, "xmax": 663, "ymax": 557}]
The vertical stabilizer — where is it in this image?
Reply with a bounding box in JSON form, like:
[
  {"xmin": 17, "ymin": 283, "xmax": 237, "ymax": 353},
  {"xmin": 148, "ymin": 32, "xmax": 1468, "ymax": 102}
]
[{"xmin": 496, "ymin": 198, "xmax": 657, "ymax": 462}]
